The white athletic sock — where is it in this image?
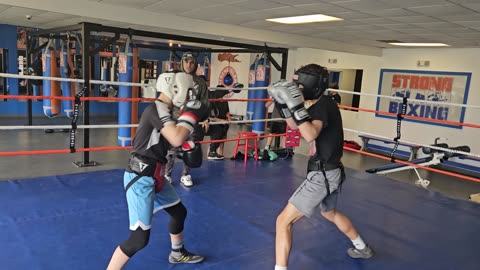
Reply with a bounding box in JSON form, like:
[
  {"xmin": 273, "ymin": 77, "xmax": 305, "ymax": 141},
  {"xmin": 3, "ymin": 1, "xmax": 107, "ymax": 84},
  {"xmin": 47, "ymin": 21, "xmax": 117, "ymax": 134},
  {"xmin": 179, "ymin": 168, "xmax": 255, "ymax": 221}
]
[
  {"xmin": 275, "ymin": 265, "xmax": 287, "ymax": 270},
  {"xmin": 351, "ymin": 235, "xmax": 366, "ymax": 250},
  {"xmin": 171, "ymin": 240, "xmax": 184, "ymax": 250}
]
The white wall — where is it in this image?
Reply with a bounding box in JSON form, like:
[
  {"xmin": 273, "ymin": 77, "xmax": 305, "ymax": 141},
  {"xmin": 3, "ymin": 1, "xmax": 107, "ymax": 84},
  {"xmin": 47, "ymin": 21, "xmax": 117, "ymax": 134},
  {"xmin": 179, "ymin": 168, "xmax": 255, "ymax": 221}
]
[
  {"xmin": 209, "ymin": 52, "xmax": 250, "ymax": 117},
  {"xmin": 292, "ymin": 47, "xmax": 480, "ymax": 154},
  {"xmin": 336, "ymin": 69, "xmax": 356, "ymax": 107}
]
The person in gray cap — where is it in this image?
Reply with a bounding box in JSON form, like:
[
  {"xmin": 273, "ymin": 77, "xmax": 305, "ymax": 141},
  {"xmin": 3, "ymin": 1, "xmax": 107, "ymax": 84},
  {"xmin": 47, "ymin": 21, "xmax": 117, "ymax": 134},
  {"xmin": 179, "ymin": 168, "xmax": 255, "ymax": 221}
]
[{"xmin": 164, "ymin": 52, "xmax": 210, "ymax": 187}]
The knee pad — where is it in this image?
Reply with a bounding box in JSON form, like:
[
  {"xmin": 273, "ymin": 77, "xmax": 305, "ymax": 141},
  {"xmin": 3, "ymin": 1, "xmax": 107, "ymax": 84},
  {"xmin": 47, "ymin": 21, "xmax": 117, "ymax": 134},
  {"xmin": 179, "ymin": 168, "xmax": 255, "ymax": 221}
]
[
  {"xmin": 165, "ymin": 202, "xmax": 187, "ymax": 235},
  {"xmin": 119, "ymin": 228, "xmax": 150, "ymax": 257}
]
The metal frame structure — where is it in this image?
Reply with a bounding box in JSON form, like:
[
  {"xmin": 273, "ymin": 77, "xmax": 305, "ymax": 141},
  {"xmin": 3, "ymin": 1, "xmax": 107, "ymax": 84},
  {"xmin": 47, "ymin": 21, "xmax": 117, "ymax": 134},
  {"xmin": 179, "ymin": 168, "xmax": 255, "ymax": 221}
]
[{"xmin": 27, "ymin": 22, "xmax": 289, "ymax": 167}]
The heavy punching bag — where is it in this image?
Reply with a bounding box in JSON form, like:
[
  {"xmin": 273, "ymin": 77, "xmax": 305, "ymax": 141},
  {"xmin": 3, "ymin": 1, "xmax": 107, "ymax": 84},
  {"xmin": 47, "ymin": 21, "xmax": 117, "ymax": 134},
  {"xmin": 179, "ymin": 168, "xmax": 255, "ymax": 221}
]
[
  {"xmin": 252, "ymin": 55, "xmax": 270, "ymax": 135},
  {"xmin": 60, "ymin": 43, "xmax": 73, "ymax": 118},
  {"xmin": 117, "ymin": 44, "xmax": 133, "ymax": 146},
  {"xmin": 246, "ymin": 55, "xmax": 259, "ymax": 121},
  {"xmin": 42, "ymin": 42, "xmax": 60, "ymax": 118}
]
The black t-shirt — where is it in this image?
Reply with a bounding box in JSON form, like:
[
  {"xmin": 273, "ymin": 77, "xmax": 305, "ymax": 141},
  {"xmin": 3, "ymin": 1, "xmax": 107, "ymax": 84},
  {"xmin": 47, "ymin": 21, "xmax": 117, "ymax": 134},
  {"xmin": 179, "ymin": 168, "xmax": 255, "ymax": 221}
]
[
  {"xmin": 208, "ymin": 89, "xmax": 229, "ymax": 120},
  {"xmin": 212, "ymin": 101, "xmax": 229, "ymax": 119},
  {"xmin": 308, "ymin": 95, "xmax": 344, "ymax": 165},
  {"xmin": 332, "ymin": 93, "xmax": 341, "ymax": 104},
  {"xmin": 131, "ymin": 102, "xmax": 171, "ymax": 164}
]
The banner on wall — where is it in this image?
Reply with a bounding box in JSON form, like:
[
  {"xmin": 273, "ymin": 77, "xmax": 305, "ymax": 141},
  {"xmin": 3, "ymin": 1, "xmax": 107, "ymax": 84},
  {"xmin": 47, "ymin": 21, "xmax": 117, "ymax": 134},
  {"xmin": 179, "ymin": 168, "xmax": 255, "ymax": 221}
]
[{"xmin": 376, "ymin": 69, "xmax": 471, "ymax": 129}]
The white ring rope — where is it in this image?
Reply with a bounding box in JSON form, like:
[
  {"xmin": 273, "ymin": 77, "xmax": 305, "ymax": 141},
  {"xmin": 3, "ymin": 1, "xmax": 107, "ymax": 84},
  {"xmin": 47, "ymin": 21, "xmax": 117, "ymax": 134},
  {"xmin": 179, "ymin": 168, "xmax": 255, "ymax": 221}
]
[
  {"xmin": 0, "ymin": 118, "xmax": 285, "ymax": 130},
  {"xmin": 344, "ymin": 128, "xmax": 480, "ymax": 158},
  {"xmin": 0, "ymin": 73, "xmax": 85, "ymax": 83},
  {"xmin": 90, "ymin": 79, "xmax": 146, "ymax": 87},
  {"xmin": 327, "ymin": 88, "xmax": 480, "ymax": 110},
  {"xmin": 1, "ymin": 72, "xmax": 478, "ymax": 109},
  {"xmin": 208, "ymin": 86, "xmax": 268, "ymax": 91}
]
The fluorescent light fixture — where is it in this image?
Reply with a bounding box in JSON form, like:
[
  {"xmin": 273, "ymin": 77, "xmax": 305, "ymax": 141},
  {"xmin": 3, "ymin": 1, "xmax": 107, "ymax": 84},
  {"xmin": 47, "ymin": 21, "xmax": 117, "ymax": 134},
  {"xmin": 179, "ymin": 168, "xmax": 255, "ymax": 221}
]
[
  {"xmin": 266, "ymin": 14, "xmax": 343, "ymax": 24},
  {"xmin": 389, "ymin": 42, "xmax": 450, "ymax": 47}
]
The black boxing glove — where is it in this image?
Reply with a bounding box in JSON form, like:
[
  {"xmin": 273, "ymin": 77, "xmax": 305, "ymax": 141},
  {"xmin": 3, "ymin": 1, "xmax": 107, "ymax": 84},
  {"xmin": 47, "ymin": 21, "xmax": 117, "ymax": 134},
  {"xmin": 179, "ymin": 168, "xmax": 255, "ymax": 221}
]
[
  {"xmin": 181, "ymin": 141, "xmax": 203, "ymax": 168},
  {"xmin": 231, "ymin": 82, "xmax": 244, "ymax": 94}
]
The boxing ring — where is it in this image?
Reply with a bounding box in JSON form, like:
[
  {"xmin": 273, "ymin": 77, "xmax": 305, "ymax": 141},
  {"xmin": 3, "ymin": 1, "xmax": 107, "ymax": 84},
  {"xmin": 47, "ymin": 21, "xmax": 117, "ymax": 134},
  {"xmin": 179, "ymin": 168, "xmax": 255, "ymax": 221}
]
[
  {"xmin": 1, "ymin": 23, "xmax": 480, "ymax": 270},
  {"xmin": 1, "ymin": 77, "xmax": 479, "ymax": 270},
  {"xmin": 0, "ymin": 157, "xmax": 479, "ymax": 270}
]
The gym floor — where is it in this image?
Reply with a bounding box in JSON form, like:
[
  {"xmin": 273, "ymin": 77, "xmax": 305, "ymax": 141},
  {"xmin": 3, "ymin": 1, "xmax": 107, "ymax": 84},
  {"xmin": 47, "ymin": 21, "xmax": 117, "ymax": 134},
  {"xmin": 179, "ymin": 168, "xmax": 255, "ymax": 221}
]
[{"xmin": 1, "ymin": 115, "xmax": 479, "ymax": 270}]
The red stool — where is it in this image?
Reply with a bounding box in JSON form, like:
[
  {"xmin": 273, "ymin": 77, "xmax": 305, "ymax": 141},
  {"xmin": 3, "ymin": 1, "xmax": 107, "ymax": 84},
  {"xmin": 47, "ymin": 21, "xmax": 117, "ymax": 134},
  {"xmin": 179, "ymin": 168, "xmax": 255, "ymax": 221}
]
[{"xmin": 233, "ymin": 131, "xmax": 259, "ymax": 162}]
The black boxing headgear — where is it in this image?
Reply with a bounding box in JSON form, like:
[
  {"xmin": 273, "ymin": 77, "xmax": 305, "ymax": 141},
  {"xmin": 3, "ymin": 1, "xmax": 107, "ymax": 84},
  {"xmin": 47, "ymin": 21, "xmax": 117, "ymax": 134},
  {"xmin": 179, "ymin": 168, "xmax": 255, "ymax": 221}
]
[
  {"xmin": 293, "ymin": 65, "xmax": 329, "ymax": 100},
  {"xmin": 180, "ymin": 52, "xmax": 198, "ymax": 74}
]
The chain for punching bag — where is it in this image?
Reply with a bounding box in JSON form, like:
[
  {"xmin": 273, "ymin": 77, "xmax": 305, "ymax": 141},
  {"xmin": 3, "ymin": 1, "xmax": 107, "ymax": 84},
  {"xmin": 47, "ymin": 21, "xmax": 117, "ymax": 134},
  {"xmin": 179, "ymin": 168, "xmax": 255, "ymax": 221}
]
[{"xmin": 389, "ymin": 97, "xmax": 408, "ymax": 162}]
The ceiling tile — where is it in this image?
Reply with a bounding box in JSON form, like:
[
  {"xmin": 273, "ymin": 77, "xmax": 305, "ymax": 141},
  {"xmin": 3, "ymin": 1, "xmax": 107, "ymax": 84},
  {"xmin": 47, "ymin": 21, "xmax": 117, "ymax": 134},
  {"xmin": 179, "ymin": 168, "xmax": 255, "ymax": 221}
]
[
  {"xmin": 240, "ymin": 19, "xmax": 281, "ymax": 28},
  {"xmin": 239, "ymin": 6, "xmax": 313, "ymax": 18},
  {"xmin": 378, "ymin": 23, "xmax": 419, "ymax": 30},
  {"xmin": 449, "ymin": 32, "xmax": 480, "ymax": 40},
  {"xmin": 0, "ymin": 7, "xmax": 47, "ymax": 17},
  {"xmin": 448, "ymin": 0, "xmax": 480, "ymax": 3},
  {"xmin": 294, "ymin": 3, "xmax": 351, "ymax": 13},
  {"xmin": 454, "ymin": 21, "xmax": 480, "ymax": 28},
  {"xmin": 389, "ymin": 15, "xmax": 442, "ymax": 23},
  {"xmin": 26, "ymin": 12, "xmax": 75, "ymax": 24},
  {"xmin": 412, "ymin": 22, "xmax": 464, "ymax": 29},
  {"xmin": 353, "ymin": 17, "xmax": 401, "ymax": 25},
  {"xmin": 361, "ymin": 8, "xmax": 419, "ymax": 17},
  {"xmin": 355, "ymin": 39, "xmax": 391, "ymax": 48},
  {"xmin": 310, "ymin": 20, "xmax": 363, "ymax": 28},
  {"xmin": 434, "ymin": 28, "xmax": 480, "ymax": 34},
  {"xmin": 230, "ymin": 0, "xmax": 286, "ymax": 10},
  {"xmin": 329, "ymin": 35, "xmax": 364, "ymax": 42},
  {"xmin": 377, "ymin": 0, "xmax": 451, "ymax": 8},
  {"xmin": 145, "ymin": 0, "xmax": 217, "ymax": 15},
  {"xmin": 396, "ymin": 28, "xmax": 436, "ymax": 35},
  {"xmin": 0, "ymin": 4, "xmax": 10, "ymax": 12},
  {"xmin": 364, "ymin": 29, "xmax": 409, "ymax": 37},
  {"xmin": 212, "ymin": 13, "xmax": 267, "ymax": 24},
  {"xmin": 206, "ymin": 0, "xmax": 248, "ymax": 3},
  {"xmin": 180, "ymin": 4, "xmax": 251, "ymax": 19},
  {"xmin": 344, "ymin": 24, "xmax": 388, "ymax": 31},
  {"xmin": 444, "ymin": 39, "xmax": 480, "ymax": 47},
  {"xmin": 328, "ymin": 11, "xmax": 373, "ymax": 20},
  {"xmin": 441, "ymin": 13, "xmax": 480, "ymax": 22},
  {"xmin": 310, "ymin": 32, "xmax": 343, "ymax": 38},
  {"xmin": 39, "ymin": 16, "xmax": 86, "ymax": 29},
  {"xmin": 412, "ymin": 33, "xmax": 455, "ymax": 42},
  {"xmin": 100, "ymin": 0, "xmax": 158, "ymax": 9},
  {"xmin": 461, "ymin": 3, "xmax": 480, "ymax": 12},
  {"xmin": 408, "ymin": 4, "xmax": 476, "ymax": 16},
  {"xmin": 332, "ymin": 0, "xmax": 398, "ymax": 11},
  {"xmin": 332, "ymin": 29, "xmax": 371, "ymax": 36},
  {"xmin": 270, "ymin": 0, "xmax": 320, "ymax": 4}
]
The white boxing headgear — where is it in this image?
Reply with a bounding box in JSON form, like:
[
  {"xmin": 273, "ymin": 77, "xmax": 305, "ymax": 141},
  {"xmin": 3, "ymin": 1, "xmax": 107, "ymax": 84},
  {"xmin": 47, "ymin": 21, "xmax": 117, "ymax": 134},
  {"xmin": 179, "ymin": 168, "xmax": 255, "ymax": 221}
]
[{"xmin": 156, "ymin": 72, "xmax": 194, "ymax": 108}]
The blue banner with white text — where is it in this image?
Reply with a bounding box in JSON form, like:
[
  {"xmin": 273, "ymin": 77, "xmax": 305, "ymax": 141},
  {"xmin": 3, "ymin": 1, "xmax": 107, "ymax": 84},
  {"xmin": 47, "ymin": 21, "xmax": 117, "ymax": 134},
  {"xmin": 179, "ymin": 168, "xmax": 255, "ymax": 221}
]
[{"xmin": 376, "ymin": 69, "xmax": 471, "ymax": 129}]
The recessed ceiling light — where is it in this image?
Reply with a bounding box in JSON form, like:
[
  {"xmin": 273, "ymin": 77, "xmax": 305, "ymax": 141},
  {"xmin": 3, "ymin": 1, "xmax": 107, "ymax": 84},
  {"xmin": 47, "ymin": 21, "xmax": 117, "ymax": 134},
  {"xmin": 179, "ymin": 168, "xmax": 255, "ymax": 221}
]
[
  {"xmin": 388, "ymin": 42, "xmax": 450, "ymax": 47},
  {"xmin": 266, "ymin": 14, "xmax": 343, "ymax": 24}
]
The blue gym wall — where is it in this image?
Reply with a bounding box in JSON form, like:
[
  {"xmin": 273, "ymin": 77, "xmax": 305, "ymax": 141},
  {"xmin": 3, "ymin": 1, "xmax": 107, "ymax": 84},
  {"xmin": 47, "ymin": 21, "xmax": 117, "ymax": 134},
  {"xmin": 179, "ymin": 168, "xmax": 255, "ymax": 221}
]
[{"xmin": 0, "ymin": 24, "xmax": 211, "ymax": 117}]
